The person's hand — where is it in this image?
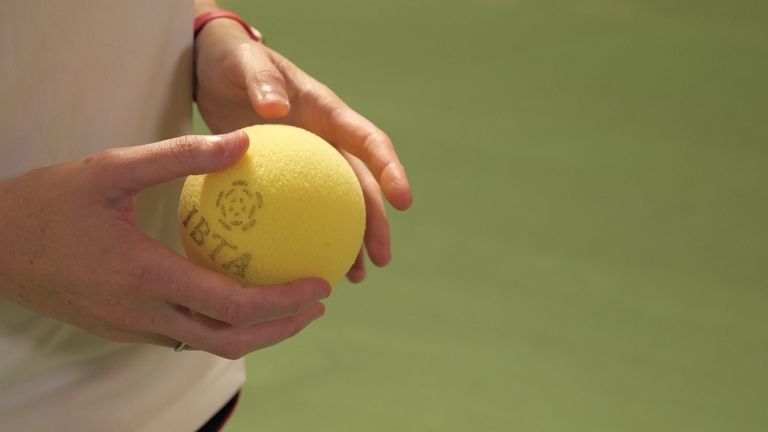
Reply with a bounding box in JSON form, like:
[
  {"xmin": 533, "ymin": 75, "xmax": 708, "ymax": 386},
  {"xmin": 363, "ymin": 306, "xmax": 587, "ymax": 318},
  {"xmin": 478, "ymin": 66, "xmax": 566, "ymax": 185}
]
[
  {"xmin": 194, "ymin": 19, "xmax": 413, "ymax": 282},
  {"xmin": 0, "ymin": 131, "xmax": 330, "ymax": 359}
]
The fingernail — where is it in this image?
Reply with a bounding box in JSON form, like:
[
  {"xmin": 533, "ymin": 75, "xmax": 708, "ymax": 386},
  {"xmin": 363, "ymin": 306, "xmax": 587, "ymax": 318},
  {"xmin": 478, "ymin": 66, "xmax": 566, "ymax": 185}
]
[
  {"xmin": 255, "ymin": 83, "xmax": 290, "ymax": 116},
  {"xmin": 256, "ymin": 83, "xmax": 281, "ymax": 101},
  {"xmin": 257, "ymin": 82, "xmax": 275, "ymax": 94},
  {"xmin": 259, "ymin": 89, "xmax": 279, "ymax": 102}
]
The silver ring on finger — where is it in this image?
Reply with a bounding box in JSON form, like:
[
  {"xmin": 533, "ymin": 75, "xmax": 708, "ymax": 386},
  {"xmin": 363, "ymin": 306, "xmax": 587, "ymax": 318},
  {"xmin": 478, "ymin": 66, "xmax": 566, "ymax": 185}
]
[{"xmin": 173, "ymin": 341, "xmax": 188, "ymax": 352}]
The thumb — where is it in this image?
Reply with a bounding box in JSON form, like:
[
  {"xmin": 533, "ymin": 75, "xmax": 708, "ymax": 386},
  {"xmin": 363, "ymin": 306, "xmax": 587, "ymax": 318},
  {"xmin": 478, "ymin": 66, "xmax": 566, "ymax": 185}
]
[
  {"xmin": 115, "ymin": 130, "xmax": 249, "ymax": 193},
  {"xmin": 239, "ymin": 45, "xmax": 291, "ymax": 118}
]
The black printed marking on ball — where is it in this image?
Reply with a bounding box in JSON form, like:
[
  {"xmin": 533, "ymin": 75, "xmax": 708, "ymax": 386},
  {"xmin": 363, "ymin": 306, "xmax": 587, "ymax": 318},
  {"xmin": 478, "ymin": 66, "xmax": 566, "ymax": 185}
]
[
  {"xmin": 189, "ymin": 217, "xmax": 210, "ymax": 246},
  {"xmin": 182, "ymin": 207, "xmax": 198, "ymax": 228},
  {"xmin": 216, "ymin": 180, "xmax": 263, "ymax": 232},
  {"xmin": 209, "ymin": 233, "xmax": 238, "ymax": 261},
  {"xmin": 221, "ymin": 253, "xmax": 252, "ymax": 279}
]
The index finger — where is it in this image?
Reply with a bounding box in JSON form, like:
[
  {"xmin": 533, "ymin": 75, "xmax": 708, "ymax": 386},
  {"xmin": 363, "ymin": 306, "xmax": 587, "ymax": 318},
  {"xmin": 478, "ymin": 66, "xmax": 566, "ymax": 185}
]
[{"xmin": 324, "ymin": 106, "xmax": 413, "ymax": 211}]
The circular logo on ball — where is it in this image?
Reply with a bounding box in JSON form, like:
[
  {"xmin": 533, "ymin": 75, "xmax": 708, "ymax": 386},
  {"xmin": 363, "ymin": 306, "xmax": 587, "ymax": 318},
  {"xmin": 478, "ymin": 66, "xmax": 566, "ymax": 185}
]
[{"xmin": 216, "ymin": 180, "xmax": 263, "ymax": 231}]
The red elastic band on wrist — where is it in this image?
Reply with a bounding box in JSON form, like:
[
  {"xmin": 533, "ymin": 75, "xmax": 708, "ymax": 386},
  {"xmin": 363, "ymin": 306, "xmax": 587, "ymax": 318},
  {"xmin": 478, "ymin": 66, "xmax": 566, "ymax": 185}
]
[{"xmin": 194, "ymin": 10, "xmax": 262, "ymax": 42}]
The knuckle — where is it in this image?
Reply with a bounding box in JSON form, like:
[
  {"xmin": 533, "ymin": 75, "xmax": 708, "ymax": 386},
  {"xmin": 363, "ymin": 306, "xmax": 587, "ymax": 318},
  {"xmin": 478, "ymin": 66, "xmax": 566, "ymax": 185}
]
[
  {"xmin": 86, "ymin": 148, "xmax": 127, "ymax": 175},
  {"xmin": 363, "ymin": 130, "xmax": 391, "ymax": 152},
  {"xmin": 163, "ymin": 135, "xmax": 205, "ymax": 166},
  {"xmin": 223, "ymin": 296, "xmax": 249, "ymax": 327},
  {"xmin": 251, "ymin": 67, "xmax": 283, "ymax": 84},
  {"xmin": 92, "ymin": 147, "xmax": 122, "ymax": 165}
]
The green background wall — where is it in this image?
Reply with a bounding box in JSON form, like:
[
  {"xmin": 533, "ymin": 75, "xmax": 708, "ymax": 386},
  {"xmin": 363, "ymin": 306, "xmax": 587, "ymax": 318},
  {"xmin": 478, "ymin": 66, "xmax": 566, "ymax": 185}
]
[{"xmin": 196, "ymin": 1, "xmax": 768, "ymax": 430}]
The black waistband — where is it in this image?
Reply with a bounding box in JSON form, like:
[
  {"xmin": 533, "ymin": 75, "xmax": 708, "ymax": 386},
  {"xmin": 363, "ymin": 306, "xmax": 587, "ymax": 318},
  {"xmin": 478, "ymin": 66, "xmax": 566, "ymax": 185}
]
[{"xmin": 197, "ymin": 391, "xmax": 241, "ymax": 432}]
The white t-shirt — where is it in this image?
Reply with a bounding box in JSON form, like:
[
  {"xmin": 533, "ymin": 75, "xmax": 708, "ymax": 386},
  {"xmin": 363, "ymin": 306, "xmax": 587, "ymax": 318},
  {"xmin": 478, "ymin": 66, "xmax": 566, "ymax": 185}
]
[{"xmin": 0, "ymin": 2, "xmax": 245, "ymax": 430}]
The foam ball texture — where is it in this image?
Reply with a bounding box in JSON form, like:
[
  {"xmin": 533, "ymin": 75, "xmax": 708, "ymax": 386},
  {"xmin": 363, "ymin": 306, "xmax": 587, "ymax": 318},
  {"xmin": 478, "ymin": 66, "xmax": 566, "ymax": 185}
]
[{"xmin": 178, "ymin": 124, "xmax": 365, "ymax": 285}]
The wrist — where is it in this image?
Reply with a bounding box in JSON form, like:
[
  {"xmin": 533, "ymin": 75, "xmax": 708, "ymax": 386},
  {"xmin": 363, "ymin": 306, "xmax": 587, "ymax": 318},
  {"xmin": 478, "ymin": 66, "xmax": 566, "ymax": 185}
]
[
  {"xmin": 193, "ymin": 17, "xmax": 249, "ymax": 62},
  {"xmin": 197, "ymin": 16, "xmax": 245, "ymax": 40},
  {"xmin": 194, "ymin": 10, "xmax": 262, "ymax": 43}
]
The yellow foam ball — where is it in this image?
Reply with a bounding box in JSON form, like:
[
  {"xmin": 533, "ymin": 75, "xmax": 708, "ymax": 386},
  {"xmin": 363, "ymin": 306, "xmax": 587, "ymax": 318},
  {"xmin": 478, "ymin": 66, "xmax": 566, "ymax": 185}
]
[{"xmin": 178, "ymin": 124, "xmax": 365, "ymax": 285}]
